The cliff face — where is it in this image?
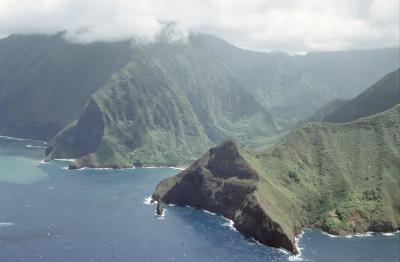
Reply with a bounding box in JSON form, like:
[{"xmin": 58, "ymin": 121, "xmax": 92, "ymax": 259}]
[{"xmin": 153, "ymin": 105, "xmax": 400, "ymax": 254}]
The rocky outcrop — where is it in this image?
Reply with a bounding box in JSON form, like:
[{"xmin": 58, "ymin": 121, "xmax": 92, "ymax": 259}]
[{"xmin": 152, "ymin": 140, "xmax": 298, "ymax": 254}]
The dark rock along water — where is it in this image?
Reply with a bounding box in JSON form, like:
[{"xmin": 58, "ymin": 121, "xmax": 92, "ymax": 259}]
[{"xmin": 0, "ymin": 137, "xmax": 398, "ymax": 262}]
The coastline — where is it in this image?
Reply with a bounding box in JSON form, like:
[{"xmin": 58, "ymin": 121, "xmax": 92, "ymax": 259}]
[
  {"xmin": 148, "ymin": 196, "xmax": 400, "ymax": 258},
  {"xmin": 0, "ymin": 135, "xmax": 47, "ymax": 144},
  {"xmin": 43, "ymin": 159, "xmax": 188, "ymax": 171},
  {"xmin": 321, "ymin": 229, "xmax": 400, "ymax": 238},
  {"xmin": 146, "ymin": 200, "xmax": 308, "ymax": 260}
]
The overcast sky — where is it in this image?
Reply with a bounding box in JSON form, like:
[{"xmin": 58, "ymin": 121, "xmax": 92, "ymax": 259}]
[{"xmin": 0, "ymin": 0, "xmax": 398, "ymax": 53}]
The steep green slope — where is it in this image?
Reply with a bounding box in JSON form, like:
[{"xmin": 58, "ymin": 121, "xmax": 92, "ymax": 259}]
[
  {"xmin": 153, "ymin": 104, "xmax": 400, "ymax": 254},
  {"xmin": 320, "ymin": 69, "xmax": 400, "ymax": 123},
  {"xmin": 46, "ymin": 41, "xmax": 278, "ymax": 167},
  {"xmin": 195, "ymin": 34, "xmax": 399, "ymax": 126},
  {"xmin": 0, "ymin": 34, "xmax": 133, "ymax": 140}
]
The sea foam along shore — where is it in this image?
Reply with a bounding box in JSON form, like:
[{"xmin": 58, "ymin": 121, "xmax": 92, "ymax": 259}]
[
  {"xmin": 26, "ymin": 144, "xmax": 47, "ymax": 149},
  {"xmin": 0, "ymin": 135, "xmax": 47, "ymax": 144},
  {"xmin": 66, "ymin": 165, "xmax": 186, "ymax": 171},
  {"xmin": 142, "ymin": 166, "xmax": 186, "ymax": 171},
  {"xmin": 0, "ymin": 222, "xmax": 13, "ymax": 227},
  {"xmin": 41, "ymin": 157, "xmax": 187, "ymax": 171},
  {"xmin": 288, "ymin": 229, "xmax": 306, "ymax": 261},
  {"xmin": 321, "ymin": 229, "xmax": 400, "ymax": 238},
  {"xmin": 382, "ymin": 231, "xmax": 400, "ymax": 236},
  {"xmin": 146, "ymin": 197, "xmax": 307, "ymax": 259}
]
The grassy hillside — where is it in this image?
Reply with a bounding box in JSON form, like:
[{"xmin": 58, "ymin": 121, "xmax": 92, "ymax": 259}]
[
  {"xmin": 0, "ymin": 34, "xmax": 133, "ymax": 140},
  {"xmin": 46, "ymin": 41, "xmax": 278, "ymax": 167},
  {"xmin": 320, "ymin": 69, "xmax": 400, "ymax": 123},
  {"xmin": 153, "ymin": 104, "xmax": 400, "ymax": 253}
]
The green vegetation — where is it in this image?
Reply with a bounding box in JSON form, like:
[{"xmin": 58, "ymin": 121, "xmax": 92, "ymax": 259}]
[
  {"xmin": 153, "ymin": 104, "xmax": 400, "ymax": 253},
  {"xmin": 253, "ymin": 104, "xmax": 400, "ymax": 235}
]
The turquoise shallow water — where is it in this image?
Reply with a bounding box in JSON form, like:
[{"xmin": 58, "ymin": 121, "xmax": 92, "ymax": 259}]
[{"xmin": 0, "ymin": 137, "xmax": 399, "ymax": 262}]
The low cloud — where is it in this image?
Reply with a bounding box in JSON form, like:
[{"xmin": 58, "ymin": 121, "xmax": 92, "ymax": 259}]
[{"xmin": 0, "ymin": 0, "xmax": 398, "ymax": 53}]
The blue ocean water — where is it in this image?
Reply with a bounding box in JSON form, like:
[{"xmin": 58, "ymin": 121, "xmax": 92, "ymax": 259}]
[{"xmin": 0, "ymin": 137, "xmax": 399, "ymax": 262}]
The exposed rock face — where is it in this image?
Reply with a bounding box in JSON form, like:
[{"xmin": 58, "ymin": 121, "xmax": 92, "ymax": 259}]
[{"xmin": 152, "ymin": 140, "xmax": 298, "ymax": 254}]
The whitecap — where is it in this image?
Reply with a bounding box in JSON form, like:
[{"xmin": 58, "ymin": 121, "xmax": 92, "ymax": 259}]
[
  {"xmin": 143, "ymin": 196, "xmax": 156, "ymax": 205},
  {"xmin": 203, "ymin": 210, "xmax": 216, "ymax": 216},
  {"xmin": 321, "ymin": 231, "xmax": 340, "ymax": 238},
  {"xmin": 26, "ymin": 145, "xmax": 46, "ymax": 149},
  {"xmin": 222, "ymin": 218, "xmax": 237, "ymax": 232},
  {"xmin": 0, "ymin": 135, "xmax": 46, "ymax": 144}
]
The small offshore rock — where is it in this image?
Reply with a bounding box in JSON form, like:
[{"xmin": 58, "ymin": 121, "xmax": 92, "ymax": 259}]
[{"xmin": 156, "ymin": 201, "xmax": 165, "ymax": 216}]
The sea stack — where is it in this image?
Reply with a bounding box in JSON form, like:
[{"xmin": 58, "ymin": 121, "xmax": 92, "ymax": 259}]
[{"xmin": 156, "ymin": 201, "xmax": 165, "ymax": 216}]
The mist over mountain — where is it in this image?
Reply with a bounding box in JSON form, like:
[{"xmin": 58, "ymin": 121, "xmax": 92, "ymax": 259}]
[
  {"xmin": 0, "ymin": 33, "xmax": 398, "ymax": 167},
  {"xmin": 195, "ymin": 35, "xmax": 399, "ymax": 126},
  {"xmin": 321, "ymin": 69, "xmax": 400, "ymax": 123}
]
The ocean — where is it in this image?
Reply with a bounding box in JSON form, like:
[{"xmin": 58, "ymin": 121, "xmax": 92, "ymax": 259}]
[{"xmin": 0, "ymin": 137, "xmax": 398, "ymax": 262}]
